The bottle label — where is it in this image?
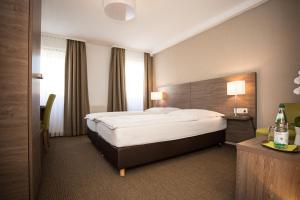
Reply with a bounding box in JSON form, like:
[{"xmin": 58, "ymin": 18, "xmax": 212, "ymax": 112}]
[{"xmin": 274, "ymin": 131, "xmax": 289, "ymax": 145}]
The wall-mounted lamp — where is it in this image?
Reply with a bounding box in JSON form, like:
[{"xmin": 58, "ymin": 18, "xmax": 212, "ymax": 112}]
[
  {"xmin": 151, "ymin": 92, "xmax": 163, "ymax": 101},
  {"xmin": 227, "ymin": 80, "xmax": 246, "ymax": 116}
]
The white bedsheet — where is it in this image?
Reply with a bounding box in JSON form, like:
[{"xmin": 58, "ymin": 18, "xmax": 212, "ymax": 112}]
[
  {"xmin": 91, "ymin": 117, "xmax": 226, "ymax": 147},
  {"xmin": 87, "ymin": 119, "xmax": 97, "ymax": 132}
]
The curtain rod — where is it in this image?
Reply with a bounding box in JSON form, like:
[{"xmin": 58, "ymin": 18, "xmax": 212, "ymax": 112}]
[
  {"xmin": 111, "ymin": 45, "xmax": 150, "ymax": 54},
  {"xmin": 42, "ymin": 32, "xmax": 152, "ymax": 55},
  {"xmin": 42, "ymin": 32, "xmax": 87, "ymax": 42}
]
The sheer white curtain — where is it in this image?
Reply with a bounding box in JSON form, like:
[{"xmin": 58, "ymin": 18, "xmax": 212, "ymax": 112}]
[
  {"xmin": 40, "ymin": 35, "xmax": 66, "ymax": 137},
  {"xmin": 125, "ymin": 51, "xmax": 144, "ymax": 111}
]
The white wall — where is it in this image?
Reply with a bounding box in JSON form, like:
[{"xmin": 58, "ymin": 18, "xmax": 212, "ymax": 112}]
[{"xmin": 86, "ymin": 43, "xmax": 111, "ymax": 112}]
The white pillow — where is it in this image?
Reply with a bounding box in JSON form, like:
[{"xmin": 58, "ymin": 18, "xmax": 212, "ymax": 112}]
[
  {"xmin": 145, "ymin": 107, "xmax": 180, "ymax": 114},
  {"xmin": 167, "ymin": 109, "xmax": 224, "ymax": 119}
]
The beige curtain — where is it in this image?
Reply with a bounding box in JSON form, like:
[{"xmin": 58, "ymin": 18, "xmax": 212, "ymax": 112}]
[
  {"xmin": 107, "ymin": 47, "xmax": 127, "ymax": 112},
  {"xmin": 64, "ymin": 40, "xmax": 90, "ymax": 136},
  {"xmin": 144, "ymin": 53, "xmax": 154, "ymax": 109}
]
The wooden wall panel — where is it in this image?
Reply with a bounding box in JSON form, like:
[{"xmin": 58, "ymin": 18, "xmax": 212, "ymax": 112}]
[
  {"xmin": 158, "ymin": 73, "xmax": 257, "ymax": 126},
  {"xmin": 0, "ymin": 0, "xmax": 41, "ymax": 199},
  {"xmin": 0, "ymin": 1, "xmax": 30, "ymax": 199},
  {"xmin": 190, "ymin": 78, "xmax": 227, "ymax": 114},
  {"xmin": 158, "ymin": 83, "xmax": 190, "ymax": 108},
  {"xmin": 191, "ymin": 73, "xmax": 257, "ymax": 126}
]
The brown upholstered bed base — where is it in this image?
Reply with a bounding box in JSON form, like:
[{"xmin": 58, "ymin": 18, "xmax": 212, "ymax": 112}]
[{"xmin": 87, "ymin": 128, "xmax": 226, "ymax": 173}]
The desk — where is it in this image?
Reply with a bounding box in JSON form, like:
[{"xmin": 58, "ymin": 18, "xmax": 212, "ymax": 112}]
[{"xmin": 236, "ymin": 136, "xmax": 300, "ymax": 200}]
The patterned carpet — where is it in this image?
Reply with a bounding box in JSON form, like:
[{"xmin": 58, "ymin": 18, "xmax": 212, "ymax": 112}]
[{"xmin": 38, "ymin": 136, "xmax": 236, "ymax": 200}]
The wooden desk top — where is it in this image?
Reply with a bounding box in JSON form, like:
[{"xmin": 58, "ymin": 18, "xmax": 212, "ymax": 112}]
[{"xmin": 237, "ymin": 136, "xmax": 300, "ymax": 163}]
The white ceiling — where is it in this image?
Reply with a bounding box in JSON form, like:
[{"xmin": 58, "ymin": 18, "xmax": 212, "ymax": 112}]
[{"xmin": 42, "ymin": 0, "xmax": 268, "ymax": 54}]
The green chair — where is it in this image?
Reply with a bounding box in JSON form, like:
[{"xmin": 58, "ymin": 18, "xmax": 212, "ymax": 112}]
[
  {"xmin": 256, "ymin": 103, "xmax": 300, "ymax": 141},
  {"xmin": 41, "ymin": 94, "xmax": 56, "ymax": 152}
]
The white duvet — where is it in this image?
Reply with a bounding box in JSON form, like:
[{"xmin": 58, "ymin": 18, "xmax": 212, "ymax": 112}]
[
  {"xmin": 85, "ymin": 107, "xmax": 180, "ymax": 121},
  {"xmin": 87, "ymin": 109, "xmax": 226, "ymax": 147},
  {"xmin": 92, "ymin": 109, "xmax": 224, "ymax": 130},
  {"xmin": 96, "ymin": 114, "xmax": 199, "ymax": 130},
  {"xmin": 85, "ymin": 111, "xmax": 145, "ymax": 121},
  {"xmin": 96, "ymin": 118, "xmax": 227, "ymax": 147}
]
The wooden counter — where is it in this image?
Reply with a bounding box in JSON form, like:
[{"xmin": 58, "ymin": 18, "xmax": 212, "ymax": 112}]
[{"xmin": 236, "ymin": 136, "xmax": 300, "ymax": 200}]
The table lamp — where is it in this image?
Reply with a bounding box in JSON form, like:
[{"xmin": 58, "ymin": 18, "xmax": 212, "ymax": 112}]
[
  {"xmin": 151, "ymin": 92, "xmax": 163, "ymax": 101},
  {"xmin": 227, "ymin": 80, "xmax": 245, "ymax": 116},
  {"xmin": 151, "ymin": 92, "xmax": 163, "ymax": 107}
]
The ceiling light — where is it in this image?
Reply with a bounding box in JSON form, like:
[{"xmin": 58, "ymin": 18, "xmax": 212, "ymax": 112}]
[{"xmin": 104, "ymin": 0, "xmax": 136, "ymax": 21}]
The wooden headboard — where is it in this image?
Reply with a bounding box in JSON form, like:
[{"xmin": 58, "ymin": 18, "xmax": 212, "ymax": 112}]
[{"xmin": 158, "ymin": 72, "xmax": 257, "ymax": 126}]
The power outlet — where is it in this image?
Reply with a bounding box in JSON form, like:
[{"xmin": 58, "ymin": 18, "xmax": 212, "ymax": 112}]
[{"xmin": 236, "ymin": 108, "xmax": 248, "ymax": 114}]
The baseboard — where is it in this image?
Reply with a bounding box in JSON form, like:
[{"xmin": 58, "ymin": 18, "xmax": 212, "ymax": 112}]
[{"xmin": 225, "ymin": 141, "xmax": 236, "ymax": 146}]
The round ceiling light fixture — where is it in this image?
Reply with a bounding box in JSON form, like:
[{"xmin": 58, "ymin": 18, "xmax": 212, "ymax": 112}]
[{"xmin": 104, "ymin": 0, "xmax": 136, "ymax": 21}]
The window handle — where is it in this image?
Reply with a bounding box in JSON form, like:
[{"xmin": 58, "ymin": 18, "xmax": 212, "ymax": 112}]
[{"xmin": 33, "ymin": 73, "xmax": 43, "ymax": 79}]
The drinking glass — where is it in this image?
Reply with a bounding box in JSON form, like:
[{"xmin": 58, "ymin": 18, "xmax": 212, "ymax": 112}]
[{"xmin": 268, "ymin": 126, "xmax": 275, "ymax": 142}]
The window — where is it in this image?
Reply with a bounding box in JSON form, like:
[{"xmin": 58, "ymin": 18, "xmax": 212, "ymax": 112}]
[
  {"xmin": 125, "ymin": 51, "xmax": 144, "ymax": 111},
  {"xmin": 40, "ymin": 36, "xmax": 66, "ymax": 136}
]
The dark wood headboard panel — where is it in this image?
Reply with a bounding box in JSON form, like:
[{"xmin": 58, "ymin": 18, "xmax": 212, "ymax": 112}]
[
  {"xmin": 158, "ymin": 72, "xmax": 257, "ymax": 126},
  {"xmin": 158, "ymin": 83, "xmax": 190, "ymax": 109}
]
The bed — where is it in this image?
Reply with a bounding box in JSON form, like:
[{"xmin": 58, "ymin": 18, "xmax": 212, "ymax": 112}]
[
  {"xmin": 87, "ymin": 72, "xmax": 257, "ymax": 176},
  {"xmin": 86, "ymin": 109, "xmax": 227, "ymax": 176}
]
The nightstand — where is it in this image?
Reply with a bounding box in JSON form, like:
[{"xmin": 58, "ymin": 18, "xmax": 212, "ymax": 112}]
[{"xmin": 223, "ymin": 115, "xmax": 256, "ymax": 143}]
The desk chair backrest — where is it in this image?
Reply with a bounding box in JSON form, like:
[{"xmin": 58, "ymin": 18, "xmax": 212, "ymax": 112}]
[
  {"xmin": 42, "ymin": 94, "xmax": 56, "ymax": 130},
  {"xmin": 283, "ymin": 103, "xmax": 300, "ymax": 127}
]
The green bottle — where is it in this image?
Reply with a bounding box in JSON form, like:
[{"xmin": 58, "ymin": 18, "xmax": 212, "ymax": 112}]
[{"xmin": 274, "ymin": 104, "xmax": 289, "ymax": 149}]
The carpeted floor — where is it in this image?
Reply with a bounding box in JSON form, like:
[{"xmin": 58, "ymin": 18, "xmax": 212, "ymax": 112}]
[{"xmin": 38, "ymin": 136, "xmax": 236, "ymax": 200}]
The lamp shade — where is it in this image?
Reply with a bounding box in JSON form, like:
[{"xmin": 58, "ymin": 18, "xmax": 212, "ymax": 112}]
[
  {"xmin": 104, "ymin": 0, "xmax": 136, "ymax": 21},
  {"xmin": 151, "ymin": 92, "xmax": 163, "ymax": 100},
  {"xmin": 227, "ymin": 80, "xmax": 245, "ymax": 95}
]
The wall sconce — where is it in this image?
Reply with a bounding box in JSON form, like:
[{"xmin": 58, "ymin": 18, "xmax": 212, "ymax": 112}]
[{"xmin": 227, "ymin": 80, "xmax": 246, "ymax": 116}]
